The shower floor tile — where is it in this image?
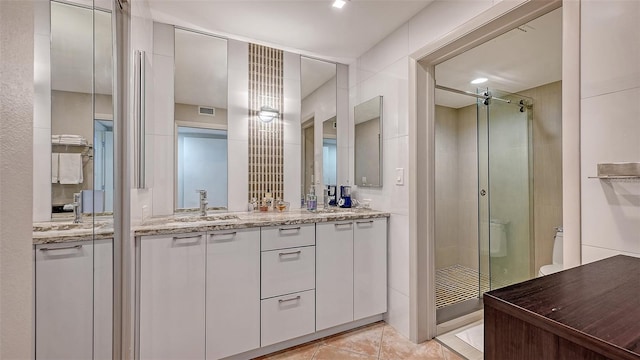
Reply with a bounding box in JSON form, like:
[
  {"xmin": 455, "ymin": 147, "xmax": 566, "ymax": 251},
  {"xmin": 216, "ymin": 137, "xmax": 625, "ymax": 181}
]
[{"xmin": 436, "ymin": 265, "xmax": 491, "ymax": 309}]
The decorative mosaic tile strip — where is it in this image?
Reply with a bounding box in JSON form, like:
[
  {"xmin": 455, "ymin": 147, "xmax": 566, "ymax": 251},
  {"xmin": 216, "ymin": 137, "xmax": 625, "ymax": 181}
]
[{"xmin": 248, "ymin": 44, "xmax": 284, "ymax": 202}]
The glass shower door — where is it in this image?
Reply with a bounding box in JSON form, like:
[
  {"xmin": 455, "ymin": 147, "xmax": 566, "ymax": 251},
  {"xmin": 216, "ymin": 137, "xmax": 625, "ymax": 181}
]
[{"xmin": 478, "ymin": 89, "xmax": 534, "ymax": 291}]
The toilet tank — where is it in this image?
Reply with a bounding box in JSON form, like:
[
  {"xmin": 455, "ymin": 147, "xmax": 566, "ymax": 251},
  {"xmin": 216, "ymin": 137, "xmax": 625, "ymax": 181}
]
[
  {"xmin": 552, "ymin": 227, "xmax": 563, "ymax": 265},
  {"xmin": 489, "ymin": 219, "xmax": 508, "ymax": 257}
]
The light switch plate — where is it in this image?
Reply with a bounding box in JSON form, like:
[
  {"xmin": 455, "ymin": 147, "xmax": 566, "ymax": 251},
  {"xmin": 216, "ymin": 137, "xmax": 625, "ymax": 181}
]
[{"xmin": 395, "ymin": 168, "xmax": 404, "ymax": 185}]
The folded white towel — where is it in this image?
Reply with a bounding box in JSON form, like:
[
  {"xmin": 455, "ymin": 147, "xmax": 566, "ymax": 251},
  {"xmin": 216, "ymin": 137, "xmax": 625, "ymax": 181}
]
[
  {"xmin": 59, "ymin": 139, "xmax": 87, "ymax": 146},
  {"xmin": 58, "ymin": 153, "xmax": 84, "ymax": 184},
  {"xmin": 51, "ymin": 153, "xmax": 59, "ymax": 183},
  {"xmin": 52, "ymin": 134, "xmax": 87, "ymax": 146}
]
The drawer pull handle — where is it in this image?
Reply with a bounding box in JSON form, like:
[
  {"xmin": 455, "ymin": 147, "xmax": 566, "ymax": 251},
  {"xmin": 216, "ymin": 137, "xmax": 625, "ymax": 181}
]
[
  {"xmin": 279, "ymin": 250, "xmax": 302, "ymax": 256},
  {"xmin": 172, "ymin": 235, "xmax": 202, "ymax": 241},
  {"xmin": 278, "ymin": 296, "xmax": 301, "ymax": 303},
  {"xmin": 334, "ymin": 222, "xmax": 352, "ymax": 227},
  {"xmin": 356, "ymin": 220, "xmax": 374, "ymax": 224},
  {"xmin": 211, "ymin": 232, "xmax": 237, "ymax": 237},
  {"xmin": 40, "ymin": 244, "xmax": 82, "ymax": 251},
  {"xmin": 279, "ymin": 227, "xmax": 301, "ymax": 232}
]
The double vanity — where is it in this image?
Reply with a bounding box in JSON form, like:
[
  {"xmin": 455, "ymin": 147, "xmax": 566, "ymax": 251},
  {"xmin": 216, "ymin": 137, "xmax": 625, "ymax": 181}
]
[{"xmin": 34, "ymin": 209, "xmax": 389, "ymax": 359}]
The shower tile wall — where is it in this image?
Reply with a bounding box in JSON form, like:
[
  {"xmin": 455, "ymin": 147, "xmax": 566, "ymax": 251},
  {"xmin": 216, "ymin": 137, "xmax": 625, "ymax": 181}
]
[
  {"xmin": 457, "ymin": 105, "xmax": 479, "ymax": 272},
  {"xmin": 519, "ymin": 81, "xmax": 563, "ymax": 273},
  {"xmin": 435, "ymin": 106, "xmax": 460, "ymax": 269},
  {"xmin": 435, "ymin": 105, "xmax": 478, "ymax": 272}
]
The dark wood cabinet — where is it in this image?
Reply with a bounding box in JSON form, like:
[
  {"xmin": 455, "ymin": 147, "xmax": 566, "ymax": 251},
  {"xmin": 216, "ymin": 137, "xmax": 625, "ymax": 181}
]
[{"xmin": 484, "ymin": 255, "xmax": 640, "ymax": 360}]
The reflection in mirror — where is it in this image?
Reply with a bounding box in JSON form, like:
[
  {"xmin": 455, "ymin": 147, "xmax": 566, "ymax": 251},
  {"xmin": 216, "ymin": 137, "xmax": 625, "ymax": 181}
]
[
  {"xmin": 322, "ymin": 117, "xmax": 337, "ymax": 187},
  {"xmin": 176, "ymin": 127, "xmax": 227, "ymax": 208},
  {"xmin": 354, "ymin": 96, "xmax": 383, "ymax": 187},
  {"xmin": 174, "ymin": 28, "xmax": 228, "ymax": 210},
  {"xmin": 93, "ymin": 120, "xmax": 114, "ymax": 212},
  {"xmin": 50, "ymin": 2, "xmax": 113, "ymax": 217},
  {"xmin": 300, "ymin": 57, "xmax": 337, "ymax": 205},
  {"xmin": 302, "ymin": 119, "xmax": 314, "ymax": 200}
]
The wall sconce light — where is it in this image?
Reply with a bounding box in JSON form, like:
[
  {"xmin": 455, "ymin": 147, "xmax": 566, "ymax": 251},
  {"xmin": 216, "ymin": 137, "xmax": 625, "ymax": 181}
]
[{"xmin": 258, "ymin": 106, "xmax": 279, "ymax": 123}]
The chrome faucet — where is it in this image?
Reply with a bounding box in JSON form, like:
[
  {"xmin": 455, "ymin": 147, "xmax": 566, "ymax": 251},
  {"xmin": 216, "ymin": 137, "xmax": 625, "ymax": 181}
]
[
  {"xmin": 72, "ymin": 192, "xmax": 82, "ymax": 223},
  {"xmin": 197, "ymin": 189, "xmax": 208, "ymax": 216}
]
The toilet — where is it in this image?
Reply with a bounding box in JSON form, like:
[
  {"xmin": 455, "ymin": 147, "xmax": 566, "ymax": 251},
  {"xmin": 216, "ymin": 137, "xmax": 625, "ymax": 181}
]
[
  {"xmin": 538, "ymin": 227, "xmax": 563, "ymax": 276},
  {"xmin": 489, "ymin": 219, "xmax": 508, "ymax": 257}
]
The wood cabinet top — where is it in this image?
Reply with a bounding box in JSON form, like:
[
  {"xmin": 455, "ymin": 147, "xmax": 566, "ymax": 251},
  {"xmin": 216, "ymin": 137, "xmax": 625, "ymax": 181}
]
[{"xmin": 484, "ymin": 255, "xmax": 640, "ymax": 359}]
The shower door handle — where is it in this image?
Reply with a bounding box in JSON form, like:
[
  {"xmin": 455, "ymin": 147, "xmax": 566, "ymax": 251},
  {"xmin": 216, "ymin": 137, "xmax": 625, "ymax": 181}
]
[{"xmin": 480, "ymin": 189, "xmax": 487, "ymax": 196}]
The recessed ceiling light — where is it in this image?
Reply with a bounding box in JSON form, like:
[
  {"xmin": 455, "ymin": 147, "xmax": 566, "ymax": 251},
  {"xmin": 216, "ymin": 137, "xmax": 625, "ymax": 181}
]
[
  {"xmin": 471, "ymin": 77, "xmax": 488, "ymax": 84},
  {"xmin": 333, "ymin": 0, "xmax": 346, "ymax": 9}
]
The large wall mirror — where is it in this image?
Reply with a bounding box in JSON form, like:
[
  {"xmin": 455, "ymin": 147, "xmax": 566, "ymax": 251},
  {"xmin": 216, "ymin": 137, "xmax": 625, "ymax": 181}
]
[
  {"xmin": 49, "ymin": 1, "xmax": 113, "ymax": 218},
  {"xmin": 174, "ymin": 28, "xmax": 228, "ymax": 210},
  {"xmin": 354, "ymin": 96, "xmax": 383, "ymax": 187},
  {"xmin": 301, "ymin": 57, "xmax": 337, "ymax": 202}
]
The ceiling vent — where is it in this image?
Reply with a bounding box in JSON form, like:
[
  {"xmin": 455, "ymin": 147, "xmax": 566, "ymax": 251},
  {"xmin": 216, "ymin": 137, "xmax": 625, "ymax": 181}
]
[{"xmin": 198, "ymin": 106, "xmax": 216, "ymax": 117}]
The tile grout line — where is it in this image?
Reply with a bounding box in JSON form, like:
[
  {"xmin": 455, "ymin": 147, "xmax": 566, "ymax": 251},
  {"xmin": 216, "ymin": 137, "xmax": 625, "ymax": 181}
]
[
  {"xmin": 310, "ymin": 342, "xmax": 320, "ymax": 360},
  {"xmin": 377, "ymin": 324, "xmax": 385, "ymax": 360}
]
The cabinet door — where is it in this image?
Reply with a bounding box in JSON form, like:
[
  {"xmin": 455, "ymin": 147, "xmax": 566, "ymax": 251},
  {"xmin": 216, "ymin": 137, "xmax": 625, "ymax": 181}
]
[
  {"xmin": 94, "ymin": 239, "xmax": 113, "ymax": 360},
  {"xmin": 354, "ymin": 218, "xmax": 387, "ymax": 320},
  {"xmin": 206, "ymin": 229, "xmax": 260, "ymax": 359},
  {"xmin": 316, "ymin": 222, "xmax": 354, "ymax": 331},
  {"xmin": 36, "ymin": 241, "xmax": 94, "ymax": 359},
  {"xmin": 139, "ymin": 233, "xmax": 206, "ymax": 360}
]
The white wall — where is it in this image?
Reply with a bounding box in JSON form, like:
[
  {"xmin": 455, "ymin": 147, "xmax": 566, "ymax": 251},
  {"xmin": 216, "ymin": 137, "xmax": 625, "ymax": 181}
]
[
  {"xmin": 0, "ymin": 0, "xmax": 34, "ymax": 357},
  {"xmin": 580, "ymin": 0, "xmax": 640, "ymax": 263},
  {"xmin": 148, "ymin": 22, "xmax": 175, "ymax": 216},
  {"xmin": 129, "ymin": 0, "xmax": 155, "ymax": 225},
  {"xmin": 283, "ymin": 52, "xmax": 302, "ymax": 208},
  {"xmin": 33, "ymin": 0, "xmax": 51, "ymax": 222},
  {"xmin": 350, "ymin": 0, "xmax": 504, "ymax": 338}
]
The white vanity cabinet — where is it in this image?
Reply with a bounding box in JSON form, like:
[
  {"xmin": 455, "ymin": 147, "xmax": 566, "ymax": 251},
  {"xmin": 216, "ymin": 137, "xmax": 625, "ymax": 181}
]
[
  {"xmin": 316, "ymin": 221, "xmax": 354, "ymax": 331},
  {"xmin": 134, "ymin": 216, "xmax": 387, "ymax": 358},
  {"xmin": 354, "ymin": 218, "xmax": 387, "ymax": 320},
  {"xmin": 35, "ymin": 238, "xmax": 113, "ymax": 360},
  {"xmin": 260, "ymin": 224, "xmax": 316, "ymax": 347},
  {"xmin": 139, "ymin": 232, "xmax": 206, "ymax": 360},
  {"xmin": 316, "ymin": 218, "xmax": 388, "ymax": 330},
  {"xmin": 206, "ymin": 228, "xmax": 260, "ymax": 360}
]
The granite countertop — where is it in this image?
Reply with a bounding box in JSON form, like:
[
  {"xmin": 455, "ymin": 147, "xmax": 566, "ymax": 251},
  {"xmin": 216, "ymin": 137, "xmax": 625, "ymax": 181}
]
[
  {"xmin": 32, "ymin": 218, "xmax": 115, "ymax": 245},
  {"xmin": 33, "ymin": 208, "xmax": 389, "ymax": 244},
  {"xmin": 133, "ymin": 208, "xmax": 389, "ymax": 237}
]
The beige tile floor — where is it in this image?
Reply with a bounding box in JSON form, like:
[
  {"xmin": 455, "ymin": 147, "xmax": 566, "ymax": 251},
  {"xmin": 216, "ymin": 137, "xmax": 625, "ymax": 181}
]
[{"xmin": 255, "ymin": 322, "xmax": 465, "ymax": 360}]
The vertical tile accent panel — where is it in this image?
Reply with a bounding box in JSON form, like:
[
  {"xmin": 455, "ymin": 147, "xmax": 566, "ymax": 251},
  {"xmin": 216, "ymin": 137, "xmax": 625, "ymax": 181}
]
[{"xmin": 248, "ymin": 44, "xmax": 284, "ymax": 201}]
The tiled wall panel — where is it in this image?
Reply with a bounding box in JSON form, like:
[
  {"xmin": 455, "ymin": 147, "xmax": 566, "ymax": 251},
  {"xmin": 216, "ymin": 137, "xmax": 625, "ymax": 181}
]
[{"xmin": 248, "ymin": 44, "xmax": 284, "ymax": 201}]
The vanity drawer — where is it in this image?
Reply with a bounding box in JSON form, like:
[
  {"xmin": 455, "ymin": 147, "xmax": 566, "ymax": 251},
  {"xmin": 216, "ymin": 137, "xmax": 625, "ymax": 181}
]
[
  {"xmin": 261, "ymin": 246, "xmax": 315, "ymax": 299},
  {"xmin": 260, "ymin": 290, "xmax": 315, "ymax": 347},
  {"xmin": 261, "ymin": 223, "xmax": 315, "ymax": 251}
]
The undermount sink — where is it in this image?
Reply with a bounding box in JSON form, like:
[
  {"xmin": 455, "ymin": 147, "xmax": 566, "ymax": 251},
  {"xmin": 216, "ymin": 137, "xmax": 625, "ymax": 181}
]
[
  {"xmin": 315, "ymin": 208, "xmax": 357, "ymax": 215},
  {"xmin": 33, "ymin": 222, "xmax": 105, "ymax": 232},
  {"xmin": 173, "ymin": 214, "xmax": 239, "ymax": 222},
  {"xmin": 141, "ymin": 214, "xmax": 239, "ymax": 226}
]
